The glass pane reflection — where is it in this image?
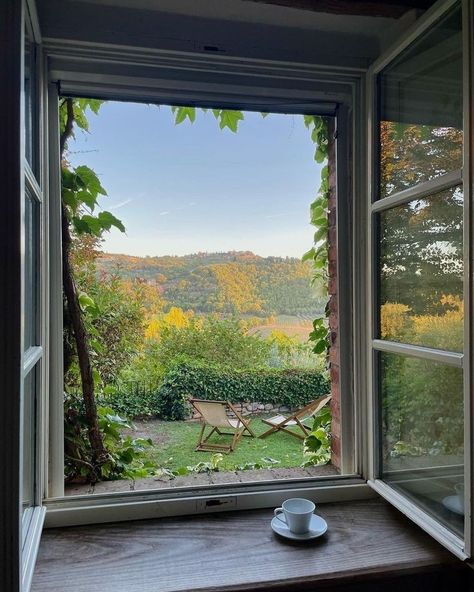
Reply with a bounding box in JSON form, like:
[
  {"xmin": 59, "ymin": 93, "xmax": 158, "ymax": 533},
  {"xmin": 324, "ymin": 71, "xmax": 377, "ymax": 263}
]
[
  {"xmin": 380, "ymin": 352, "xmax": 463, "ymax": 537},
  {"xmin": 24, "ymin": 191, "xmax": 39, "ymax": 350},
  {"xmin": 22, "ymin": 370, "xmax": 36, "ymax": 515},
  {"xmin": 377, "ymin": 186, "xmax": 463, "ymax": 352},
  {"xmin": 24, "ymin": 20, "xmax": 36, "ymax": 172},
  {"xmin": 378, "ymin": 6, "xmax": 462, "ymax": 198}
]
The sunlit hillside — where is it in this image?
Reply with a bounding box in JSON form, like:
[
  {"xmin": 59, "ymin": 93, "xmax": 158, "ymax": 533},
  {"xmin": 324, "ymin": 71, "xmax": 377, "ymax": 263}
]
[{"xmin": 97, "ymin": 251, "xmax": 326, "ymax": 320}]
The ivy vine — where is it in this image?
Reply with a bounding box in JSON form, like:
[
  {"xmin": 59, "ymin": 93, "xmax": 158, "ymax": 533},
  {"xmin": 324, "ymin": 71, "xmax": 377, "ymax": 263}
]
[{"xmin": 302, "ymin": 116, "xmax": 330, "ymax": 355}]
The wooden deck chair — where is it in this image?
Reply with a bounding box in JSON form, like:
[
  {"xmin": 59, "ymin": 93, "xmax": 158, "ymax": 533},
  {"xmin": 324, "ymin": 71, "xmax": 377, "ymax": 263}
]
[
  {"xmin": 259, "ymin": 395, "xmax": 332, "ymax": 440},
  {"xmin": 190, "ymin": 399, "xmax": 256, "ymax": 453}
]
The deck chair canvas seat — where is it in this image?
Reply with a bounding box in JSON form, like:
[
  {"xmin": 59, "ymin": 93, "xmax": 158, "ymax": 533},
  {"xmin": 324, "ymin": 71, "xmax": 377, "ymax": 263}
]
[
  {"xmin": 190, "ymin": 399, "xmax": 256, "ymax": 453},
  {"xmin": 260, "ymin": 395, "xmax": 332, "ymax": 440}
]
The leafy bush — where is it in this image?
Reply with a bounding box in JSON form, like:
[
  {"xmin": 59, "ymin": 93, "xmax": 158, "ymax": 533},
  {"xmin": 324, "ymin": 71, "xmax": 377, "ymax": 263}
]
[
  {"xmin": 113, "ymin": 314, "xmax": 309, "ymax": 418},
  {"xmin": 155, "ymin": 361, "xmax": 330, "ymax": 421},
  {"xmin": 101, "ymin": 382, "xmax": 161, "ymax": 418},
  {"xmin": 303, "ymin": 405, "xmax": 331, "ymax": 466},
  {"xmin": 146, "ymin": 315, "xmax": 273, "ymax": 372},
  {"xmin": 65, "ymin": 264, "xmax": 148, "ymax": 391},
  {"xmin": 64, "ymin": 392, "xmax": 156, "ymax": 482},
  {"xmin": 267, "ymin": 330, "xmax": 325, "ymax": 371}
]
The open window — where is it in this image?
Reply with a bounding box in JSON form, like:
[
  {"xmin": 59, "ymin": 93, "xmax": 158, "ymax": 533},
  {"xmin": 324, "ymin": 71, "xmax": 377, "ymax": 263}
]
[
  {"xmin": 46, "ymin": 89, "xmax": 359, "ymax": 512},
  {"xmin": 367, "ymin": 0, "xmax": 472, "ymax": 559},
  {"xmin": 59, "ymin": 104, "xmax": 343, "ymax": 495},
  {"xmin": 39, "ymin": 0, "xmax": 363, "ymax": 523}
]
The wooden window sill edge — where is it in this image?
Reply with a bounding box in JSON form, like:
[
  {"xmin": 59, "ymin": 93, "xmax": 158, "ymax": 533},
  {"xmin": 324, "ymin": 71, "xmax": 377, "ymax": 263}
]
[{"xmin": 31, "ymin": 499, "xmax": 468, "ymax": 592}]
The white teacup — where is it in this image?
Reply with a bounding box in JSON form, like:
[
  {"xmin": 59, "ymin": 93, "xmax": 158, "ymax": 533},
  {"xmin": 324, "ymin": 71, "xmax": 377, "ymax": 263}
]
[
  {"xmin": 455, "ymin": 482, "xmax": 465, "ymax": 510},
  {"xmin": 274, "ymin": 498, "xmax": 315, "ymax": 534}
]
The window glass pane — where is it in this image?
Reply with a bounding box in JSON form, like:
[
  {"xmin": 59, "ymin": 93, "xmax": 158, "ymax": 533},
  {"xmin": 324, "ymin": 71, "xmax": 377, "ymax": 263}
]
[
  {"xmin": 22, "ymin": 369, "xmax": 36, "ymax": 516},
  {"xmin": 24, "ymin": 191, "xmax": 39, "ymax": 350},
  {"xmin": 378, "ymin": 6, "xmax": 462, "ymax": 198},
  {"xmin": 377, "ymin": 186, "xmax": 463, "ymax": 352},
  {"xmin": 24, "ymin": 19, "xmax": 37, "ymax": 173},
  {"xmin": 380, "ymin": 352, "xmax": 463, "ymax": 537}
]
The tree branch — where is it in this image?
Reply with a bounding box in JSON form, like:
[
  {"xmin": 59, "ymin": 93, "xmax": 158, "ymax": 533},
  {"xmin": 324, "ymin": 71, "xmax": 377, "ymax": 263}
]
[
  {"xmin": 61, "ymin": 98, "xmax": 109, "ymax": 470},
  {"xmin": 60, "ymin": 98, "xmax": 74, "ymax": 157}
]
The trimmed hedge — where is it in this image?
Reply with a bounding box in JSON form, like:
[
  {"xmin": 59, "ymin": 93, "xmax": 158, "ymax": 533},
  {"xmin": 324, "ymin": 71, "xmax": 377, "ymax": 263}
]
[
  {"xmin": 156, "ymin": 362, "xmax": 330, "ymax": 420},
  {"xmin": 101, "ymin": 382, "xmax": 161, "ymax": 418}
]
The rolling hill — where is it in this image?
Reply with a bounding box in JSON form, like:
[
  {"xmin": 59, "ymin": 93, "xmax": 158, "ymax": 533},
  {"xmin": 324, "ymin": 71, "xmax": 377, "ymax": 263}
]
[{"xmin": 97, "ymin": 251, "xmax": 326, "ymax": 318}]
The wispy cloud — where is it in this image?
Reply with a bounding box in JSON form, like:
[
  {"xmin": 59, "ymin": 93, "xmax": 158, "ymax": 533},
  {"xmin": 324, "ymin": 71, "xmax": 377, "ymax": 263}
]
[
  {"xmin": 159, "ymin": 211, "xmax": 169, "ymax": 216},
  {"xmin": 265, "ymin": 212, "xmax": 293, "ymax": 219},
  {"xmin": 110, "ymin": 198, "xmax": 133, "ymax": 211}
]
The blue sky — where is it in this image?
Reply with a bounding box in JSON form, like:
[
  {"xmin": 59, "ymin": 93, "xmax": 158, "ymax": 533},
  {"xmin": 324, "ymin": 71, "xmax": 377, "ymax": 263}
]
[{"xmin": 69, "ymin": 102, "xmax": 321, "ymax": 258}]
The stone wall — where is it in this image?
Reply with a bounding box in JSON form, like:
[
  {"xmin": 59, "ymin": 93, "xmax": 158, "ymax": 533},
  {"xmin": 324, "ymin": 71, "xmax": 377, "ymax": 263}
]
[{"xmin": 190, "ymin": 402, "xmax": 295, "ymax": 420}]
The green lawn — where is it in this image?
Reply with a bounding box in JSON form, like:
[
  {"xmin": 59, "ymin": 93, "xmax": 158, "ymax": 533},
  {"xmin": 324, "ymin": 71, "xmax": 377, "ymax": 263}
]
[{"xmin": 132, "ymin": 416, "xmax": 306, "ymax": 471}]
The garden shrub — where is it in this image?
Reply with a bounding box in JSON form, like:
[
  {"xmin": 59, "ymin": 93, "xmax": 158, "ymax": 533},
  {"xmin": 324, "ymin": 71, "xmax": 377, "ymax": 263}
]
[
  {"xmin": 64, "ymin": 391, "xmax": 156, "ymax": 482},
  {"xmin": 101, "ymin": 381, "xmax": 161, "ymax": 418},
  {"xmin": 145, "ymin": 315, "xmax": 273, "ymax": 372},
  {"xmin": 155, "ymin": 361, "xmax": 330, "ymax": 421}
]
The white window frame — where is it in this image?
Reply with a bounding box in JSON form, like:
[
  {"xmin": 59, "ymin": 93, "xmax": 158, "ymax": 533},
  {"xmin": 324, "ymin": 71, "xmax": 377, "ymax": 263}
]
[
  {"xmin": 366, "ymin": 0, "xmax": 473, "ymax": 561},
  {"xmin": 41, "ymin": 37, "xmax": 372, "ymax": 527}
]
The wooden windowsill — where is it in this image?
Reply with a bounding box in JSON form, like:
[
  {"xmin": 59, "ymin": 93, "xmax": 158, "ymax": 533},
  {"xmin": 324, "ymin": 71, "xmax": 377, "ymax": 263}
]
[{"xmin": 31, "ymin": 499, "xmax": 465, "ymax": 592}]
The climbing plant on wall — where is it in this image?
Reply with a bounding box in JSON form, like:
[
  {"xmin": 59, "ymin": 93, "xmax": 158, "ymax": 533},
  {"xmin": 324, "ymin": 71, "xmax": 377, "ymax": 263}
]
[{"xmin": 302, "ymin": 116, "xmax": 330, "ymax": 355}]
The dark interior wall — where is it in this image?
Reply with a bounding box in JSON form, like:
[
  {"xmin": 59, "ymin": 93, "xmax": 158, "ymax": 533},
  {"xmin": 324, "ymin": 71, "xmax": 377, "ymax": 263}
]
[
  {"xmin": 243, "ymin": 0, "xmax": 437, "ymax": 19},
  {"xmin": 38, "ymin": 0, "xmax": 390, "ymax": 70}
]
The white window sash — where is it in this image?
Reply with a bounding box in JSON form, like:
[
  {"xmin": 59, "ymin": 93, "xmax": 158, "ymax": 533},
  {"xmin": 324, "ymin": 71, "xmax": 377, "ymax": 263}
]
[{"xmin": 366, "ymin": 0, "xmax": 472, "ymax": 560}]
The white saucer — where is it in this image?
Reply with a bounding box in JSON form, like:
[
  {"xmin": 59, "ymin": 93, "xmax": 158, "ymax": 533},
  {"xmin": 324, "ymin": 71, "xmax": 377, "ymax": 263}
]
[
  {"xmin": 271, "ymin": 514, "xmax": 328, "ymax": 540},
  {"xmin": 442, "ymin": 494, "xmax": 464, "ymax": 516}
]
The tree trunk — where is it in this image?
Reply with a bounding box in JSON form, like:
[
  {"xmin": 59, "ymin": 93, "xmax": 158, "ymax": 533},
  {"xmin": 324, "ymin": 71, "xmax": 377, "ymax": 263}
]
[{"xmin": 61, "ymin": 98, "xmax": 108, "ymax": 474}]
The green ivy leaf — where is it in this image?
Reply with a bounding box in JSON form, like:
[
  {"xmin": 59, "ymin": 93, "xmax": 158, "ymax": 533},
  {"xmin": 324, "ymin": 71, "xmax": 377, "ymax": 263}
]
[
  {"xmin": 80, "ymin": 214, "xmax": 103, "ymax": 235},
  {"xmin": 84, "ymin": 99, "xmax": 103, "ymax": 115},
  {"xmin": 302, "ymin": 248, "xmax": 315, "ymax": 262},
  {"xmin": 312, "ymin": 218, "xmax": 328, "ymax": 230},
  {"xmin": 312, "ymin": 339, "xmax": 327, "ymax": 354},
  {"xmin": 92, "ymin": 368, "xmax": 102, "ymax": 387},
  {"xmin": 77, "ymin": 189, "xmax": 97, "ymax": 211},
  {"xmin": 75, "ymin": 165, "xmax": 107, "ymax": 197},
  {"xmin": 73, "ymin": 105, "xmax": 89, "ymax": 131},
  {"xmin": 314, "ymin": 227, "xmax": 327, "ymax": 242},
  {"xmin": 174, "ymin": 106, "xmax": 196, "ymax": 124},
  {"xmin": 90, "ymin": 338, "xmax": 105, "ymax": 354},
  {"xmin": 314, "ymin": 146, "xmax": 326, "ymax": 163},
  {"xmin": 98, "ymin": 211, "xmax": 126, "ymax": 233},
  {"xmin": 78, "ymin": 292, "xmax": 95, "ymax": 309},
  {"xmin": 313, "ymin": 259, "xmax": 326, "ymax": 270},
  {"xmin": 62, "ymin": 188, "xmax": 78, "ymax": 211},
  {"xmin": 218, "ymin": 110, "xmax": 244, "ymax": 133}
]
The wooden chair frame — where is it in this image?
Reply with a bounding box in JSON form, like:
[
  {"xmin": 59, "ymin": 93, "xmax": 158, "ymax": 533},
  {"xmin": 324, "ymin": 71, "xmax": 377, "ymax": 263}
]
[
  {"xmin": 259, "ymin": 395, "xmax": 332, "ymax": 441},
  {"xmin": 190, "ymin": 399, "xmax": 256, "ymax": 453}
]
